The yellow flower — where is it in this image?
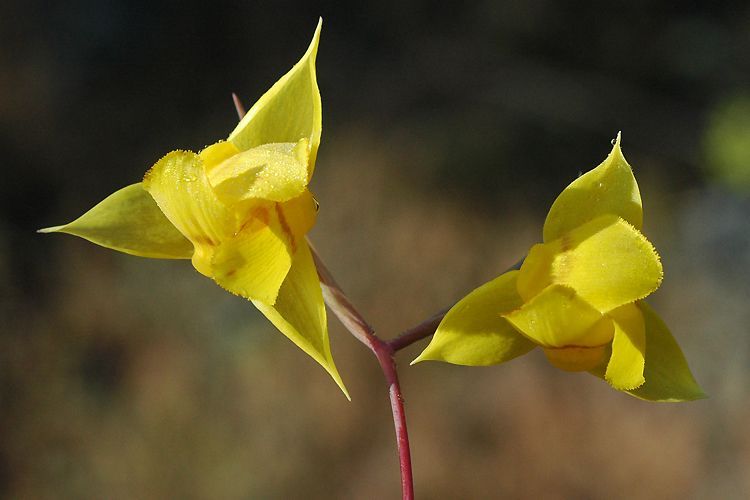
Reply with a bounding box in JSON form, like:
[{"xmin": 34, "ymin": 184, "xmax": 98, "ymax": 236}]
[
  {"xmin": 414, "ymin": 134, "xmax": 704, "ymax": 401},
  {"xmin": 40, "ymin": 20, "xmax": 349, "ymax": 398}
]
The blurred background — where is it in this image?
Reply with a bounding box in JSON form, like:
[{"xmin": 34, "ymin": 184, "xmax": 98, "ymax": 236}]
[{"xmin": 2, "ymin": 1, "xmax": 749, "ymax": 498}]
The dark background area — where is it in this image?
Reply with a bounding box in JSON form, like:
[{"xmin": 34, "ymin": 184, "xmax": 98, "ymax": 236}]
[{"xmin": 2, "ymin": 1, "xmax": 749, "ymax": 498}]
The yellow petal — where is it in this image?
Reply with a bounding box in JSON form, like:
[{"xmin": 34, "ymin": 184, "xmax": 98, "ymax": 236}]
[
  {"xmin": 503, "ymin": 285, "xmax": 613, "ymax": 348},
  {"xmin": 39, "ymin": 183, "xmax": 192, "ymax": 259},
  {"xmin": 551, "ymin": 215, "xmax": 663, "ymax": 312},
  {"xmin": 543, "ymin": 345, "xmax": 608, "ymax": 372},
  {"xmin": 278, "ymin": 189, "xmax": 318, "ymax": 238},
  {"xmin": 211, "ymin": 203, "xmax": 293, "ymax": 305},
  {"xmin": 143, "ymin": 150, "xmax": 235, "ymax": 276},
  {"xmin": 252, "ymin": 242, "xmax": 349, "ymax": 399},
  {"xmin": 412, "ymin": 271, "xmax": 535, "ymax": 366},
  {"xmin": 207, "ymin": 140, "xmax": 309, "ymax": 205},
  {"xmin": 627, "ymin": 302, "xmax": 705, "ymax": 401},
  {"xmin": 211, "ymin": 189, "xmax": 317, "ymax": 305},
  {"xmin": 199, "ymin": 140, "xmax": 241, "ymax": 169},
  {"xmin": 543, "ymin": 133, "xmax": 643, "ymax": 242},
  {"xmin": 605, "ymin": 303, "xmax": 646, "ymax": 390},
  {"xmin": 229, "ymin": 19, "xmax": 322, "ymax": 179},
  {"xmin": 516, "ymin": 241, "xmax": 557, "ymax": 302}
]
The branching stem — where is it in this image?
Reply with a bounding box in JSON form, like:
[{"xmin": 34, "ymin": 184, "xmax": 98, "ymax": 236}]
[
  {"xmin": 309, "ymin": 242, "xmax": 414, "ymax": 500},
  {"xmin": 232, "ymin": 93, "xmax": 517, "ymax": 499},
  {"xmin": 387, "ymin": 308, "xmax": 448, "ymax": 352},
  {"xmin": 233, "ymin": 94, "xmax": 419, "ymax": 499}
]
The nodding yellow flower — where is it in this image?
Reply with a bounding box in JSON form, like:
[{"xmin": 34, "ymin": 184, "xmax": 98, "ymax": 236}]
[
  {"xmin": 414, "ymin": 134, "xmax": 704, "ymax": 402},
  {"xmin": 40, "ymin": 19, "xmax": 349, "ymax": 399}
]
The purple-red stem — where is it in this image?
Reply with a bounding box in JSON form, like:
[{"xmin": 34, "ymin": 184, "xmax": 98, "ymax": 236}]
[
  {"xmin": 232, "ymin": 95, "xmax": 420, "ymax": 498},
  {"xmin": 310, "ymin": 244, "xmax": 415, "ymax": 500},
  {"xmin": 387, "ymin": 308, "xmax": 447, "ymax": 352}
]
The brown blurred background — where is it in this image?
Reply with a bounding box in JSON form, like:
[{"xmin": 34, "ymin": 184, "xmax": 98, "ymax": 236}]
[{"xmin": 2, "ymin": 1, "xmax": 750, "ymax": 498}]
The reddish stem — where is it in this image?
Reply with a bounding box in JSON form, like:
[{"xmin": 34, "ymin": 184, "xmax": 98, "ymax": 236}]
[
  {"xmin": 310, "ymin": 244, "xmax": 415, "ymax": 500},
  {"xmin": 387, "ymin": 308, "xmax": 448, "ymax": 352},
  {"xmin": 231, "ymin": 93, "xmax": 518, "ymax": 498},
  {"xmin": 233, "ymin": 94, "xmax": 415, "ymax": 498},
  {"xmin": 388, "ymin": 257, "xmax": 525, "ymax": 351},
  {"xmin": 232, "ymin": 92, "xmax": 246, "ymax": 119},
  {"xmin": 379, "ymin": 351, "xmax": 413, "ymax": 500}
]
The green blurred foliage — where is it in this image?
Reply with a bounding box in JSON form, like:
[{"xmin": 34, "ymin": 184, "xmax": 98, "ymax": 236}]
[{"xmin": 704, "ymin": 94, "xmax": 750, "ymax": 192}]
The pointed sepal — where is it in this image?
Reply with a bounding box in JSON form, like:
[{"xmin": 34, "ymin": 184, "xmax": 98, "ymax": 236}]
[
  {"xmin": 253, "ymin": 241, "xmax": 349, "ymax": 399},
  {"xmin": 590, "ymin": 302, "xmax": 706, "ymax": 402},
  {"xmin": 39, "ymin": 183, "xmax": 193, "ymax": 259},
  {"xmin": 229, "ymin": 19, "xmax": 323, "ymax": 179},
  {"xmin": 544, "ymin": 133, "xmax": 642, "ymax": 242},
  {"xmin": 413, "ymin": 271, "xmax": 535, "ymax": 366}
]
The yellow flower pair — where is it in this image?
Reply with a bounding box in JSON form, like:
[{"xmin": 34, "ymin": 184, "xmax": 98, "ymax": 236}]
[
  {"xmin": 42, "ymin": 20, "xmax": 703, "ymax": 401},
  {"xmin": 414, "ymin": 135, "xmax": 705, "ymax": 402}
]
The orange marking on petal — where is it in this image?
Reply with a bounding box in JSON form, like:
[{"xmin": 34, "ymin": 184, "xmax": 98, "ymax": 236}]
[
  {"xmin": 275, "ymin": 202, "xmax": 296, "ymax": 253},
  {"xmin": 560, "ymin": 233, "xmax": 573, "ymax": 252},
  {"xmin": 193, "ymin": 235, "xmax": 218, "ymax": 246},
  {"xmin": 250, "ymin": 206, "xmax": 270, "ymax": 226}
]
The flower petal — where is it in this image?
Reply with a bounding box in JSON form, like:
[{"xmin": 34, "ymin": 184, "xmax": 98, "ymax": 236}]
[
  {"xmin": 143, "ymin": 150, "xmax": 236, "ymax": 276},
  {"xmin": 207, "ymin": 140, "xmax": 309, "ymax": 205},
  {"xmin": 543, "ymin": 345, "xmax": 608, "ymax": 372},
  {"xmin": 199, "ymin": 140, "xmax": 241, "ymax": 169},
  {"xmin": 278, "ymin": 189, "xmax": 318, "ymax": 238},
  {"xmin": 252, "ymin": 241, "xmax": 349, "ymax": 399},
  {"xmin": 211, "ymin": 188, "xmax": 318, "ymax": 305},
  {"xmin": 39, "ymin": 183, "xmax": 192, "ymax": 259},
  {"xmin": 503, "ymin": 285, "xmax": 613, "ymax": 348},
  {"xmin": 605, "ymin": 303, "xmax": 646, "ymax": 390},
  {"xmin": 516, "ymin": 241, "xmax": 557, "ymax": 302},
  {"xmin": 550, "ymin": 215, "xmax": 663, "ymax": 312},
  {"xmin": 627, "ymin": 302, "xmax": 705, "ymax": 401},
  {"xmin": 211, "ymin": 203, "xmax": 293, "ymax": 305},
  {"xmin": 543, "ymin": 133, "xmax": 642, "ymax": 242},
  {"xmin": 228, "ymin": 19, "xmax": 322, "ymax": 179},
  {"xmin": 412, "ymin": 271, "xmax": 535, "ymax": 366}
]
